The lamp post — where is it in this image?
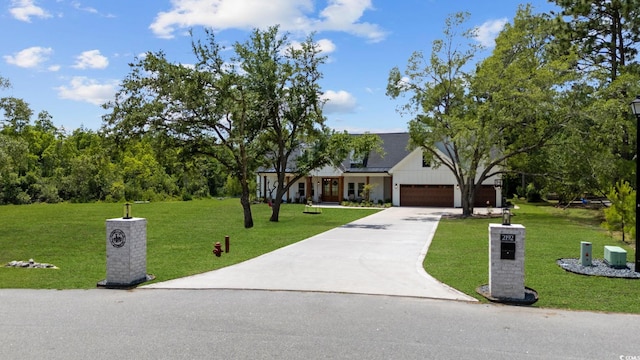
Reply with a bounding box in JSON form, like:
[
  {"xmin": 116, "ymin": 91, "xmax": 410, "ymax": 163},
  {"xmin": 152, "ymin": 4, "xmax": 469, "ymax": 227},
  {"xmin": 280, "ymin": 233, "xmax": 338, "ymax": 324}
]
[{"xmin": 630, "ymin": 95, "xmax": 640, "ymax": 273}]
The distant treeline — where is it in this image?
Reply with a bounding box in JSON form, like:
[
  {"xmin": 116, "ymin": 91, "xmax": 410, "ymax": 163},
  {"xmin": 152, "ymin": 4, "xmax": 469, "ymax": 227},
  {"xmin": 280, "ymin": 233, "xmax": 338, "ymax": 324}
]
[{"xmin": 0, "ymin": 114, "xmax": 235, "ymax": 205}]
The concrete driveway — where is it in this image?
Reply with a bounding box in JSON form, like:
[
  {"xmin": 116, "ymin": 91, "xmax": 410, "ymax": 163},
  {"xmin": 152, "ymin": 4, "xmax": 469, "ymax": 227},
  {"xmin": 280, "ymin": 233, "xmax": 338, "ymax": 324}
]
[{"xmin": 143, "ymin": 207, "xmax": 477, "ymax": 302}]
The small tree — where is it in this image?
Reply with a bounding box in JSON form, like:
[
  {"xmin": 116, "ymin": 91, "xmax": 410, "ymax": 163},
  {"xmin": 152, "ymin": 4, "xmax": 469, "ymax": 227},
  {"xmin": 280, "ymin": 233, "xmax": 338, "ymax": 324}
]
[
  {"xmin": 602, "ymin": 180, "xmax": 636, "ymax": 243},
  {"xmin": 360, "ymin": 183, "xmax": 377, "ymax": 203}
]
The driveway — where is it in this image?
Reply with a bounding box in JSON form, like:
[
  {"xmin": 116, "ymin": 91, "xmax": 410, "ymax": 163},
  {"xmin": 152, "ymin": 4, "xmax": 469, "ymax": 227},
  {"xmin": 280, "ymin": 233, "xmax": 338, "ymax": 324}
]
[{"xmin": 143, "ymin": 207, "xmax": 477, "ymax": 302}]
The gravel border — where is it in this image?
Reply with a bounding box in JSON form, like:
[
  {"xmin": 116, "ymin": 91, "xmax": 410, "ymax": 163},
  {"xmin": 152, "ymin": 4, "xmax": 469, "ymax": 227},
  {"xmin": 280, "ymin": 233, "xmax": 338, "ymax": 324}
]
[{"xmin": 557, "ymin": 258, "xmax": 640, "ymax": 279}]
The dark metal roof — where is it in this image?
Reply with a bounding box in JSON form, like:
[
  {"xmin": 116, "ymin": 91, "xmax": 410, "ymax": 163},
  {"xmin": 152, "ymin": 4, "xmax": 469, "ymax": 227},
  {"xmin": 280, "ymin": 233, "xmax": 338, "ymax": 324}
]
[
  {"xmin": 342, "ymin": 132, "xmax": 411, "ymax": 173},
  {"xmin": 257, "ymin": 132, "xmax": 413, "ymax": 174}
]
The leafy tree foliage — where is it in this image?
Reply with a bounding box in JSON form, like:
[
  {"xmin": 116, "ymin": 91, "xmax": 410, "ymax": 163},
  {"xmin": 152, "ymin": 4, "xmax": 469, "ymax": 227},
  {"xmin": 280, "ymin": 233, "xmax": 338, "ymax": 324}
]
[
  {"xmin": 246, "ymin": 28, "xmax": 358, "ymax": 222},
  {"xmin": 549, "ymin": 0, "xmax": 640, "ymax": 82},
  {"xmin": 0, "ymin": 73, "xmax": 219, "ymax": 205},
  {"xmin": 388, "ymin": 9, "xmax": 574, "ymax": 216},
  {"xmin": 104, "ymin": 28, "xmax": 273, "ymax": 228},
  {"xmin": 520, "ymin": 0, "xmax": 640, "ymax": 201},
  {"xmin": 602, "ymin": 180, "xmax": 636, "ymax": 243}
]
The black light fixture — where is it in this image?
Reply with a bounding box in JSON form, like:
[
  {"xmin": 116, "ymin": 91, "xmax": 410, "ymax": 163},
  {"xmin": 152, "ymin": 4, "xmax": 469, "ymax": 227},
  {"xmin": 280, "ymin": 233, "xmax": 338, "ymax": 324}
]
[
  {"xmin": 123, "ymin": 203, "xmax": 132, "ymax": 219},
  {"xmin": 502, "ymin": 208, "xmax": 511, "ymax": 226},
  {"xmin": 494, "ymin": 178, "xmax": 503, "ymax": 189},
  {"xmin": 630, "ymin": 95, "xmax": 640, "ymax": 273}
]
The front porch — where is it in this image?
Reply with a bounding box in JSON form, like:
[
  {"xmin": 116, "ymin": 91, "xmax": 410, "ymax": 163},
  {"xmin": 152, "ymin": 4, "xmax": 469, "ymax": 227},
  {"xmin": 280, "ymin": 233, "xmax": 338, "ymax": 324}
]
[{"xmin": 257, "ymin": 173, "xmax": 393, "ymax": 205}]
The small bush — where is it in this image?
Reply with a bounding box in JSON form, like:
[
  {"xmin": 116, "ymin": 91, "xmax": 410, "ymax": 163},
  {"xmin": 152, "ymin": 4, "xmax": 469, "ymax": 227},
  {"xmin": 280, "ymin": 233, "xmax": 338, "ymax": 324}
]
[
  {"xmin": 526, "ymin": 183, "xmax": 542, "ymax": 202},
  {"xmin": 602, "ymin": 181, "xmax": 635, "ymax": 243}
]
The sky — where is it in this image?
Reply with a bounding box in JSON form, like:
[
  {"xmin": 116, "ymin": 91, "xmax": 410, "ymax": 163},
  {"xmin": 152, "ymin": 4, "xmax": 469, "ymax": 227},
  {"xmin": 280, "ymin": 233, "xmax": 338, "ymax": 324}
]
[{"xmin": 1, "ymin": 0, "xmax": 560, "ymax": 134}]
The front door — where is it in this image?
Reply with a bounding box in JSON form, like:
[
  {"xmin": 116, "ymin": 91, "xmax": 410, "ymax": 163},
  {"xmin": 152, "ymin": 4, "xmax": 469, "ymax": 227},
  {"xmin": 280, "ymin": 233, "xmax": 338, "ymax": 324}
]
[{"xmin": 321, "ymin": 178, "xmax": 340, "ymax": 202}]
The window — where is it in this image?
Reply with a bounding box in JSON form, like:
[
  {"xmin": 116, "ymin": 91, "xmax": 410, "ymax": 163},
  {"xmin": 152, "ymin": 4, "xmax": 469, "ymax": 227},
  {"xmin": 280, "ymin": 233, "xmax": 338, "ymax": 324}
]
[
  {"xmin": 357, "ymin": 183, "xmax": 365, "ymax": 197},
  {"xmin": 422, "ymin": 157, "xmax": 431, "ymax": 167},
  {"xmin": 298, "ymin": 183, "xmax": 305, "ymax": 197},
  {"xmin": 348, "ymin": 183, "xmax": 355, "ymax": 197}
]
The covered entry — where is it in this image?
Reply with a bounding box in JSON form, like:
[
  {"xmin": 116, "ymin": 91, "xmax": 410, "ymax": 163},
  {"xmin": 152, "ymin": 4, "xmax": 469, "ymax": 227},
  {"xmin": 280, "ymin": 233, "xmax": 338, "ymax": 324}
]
[
  {"xmin": 320, "ymin": 178, "xmax": 340, "ymax": 202},
  {"xmin": 400, "ymin": 184, "xmax": 454, "ymax": 207}
]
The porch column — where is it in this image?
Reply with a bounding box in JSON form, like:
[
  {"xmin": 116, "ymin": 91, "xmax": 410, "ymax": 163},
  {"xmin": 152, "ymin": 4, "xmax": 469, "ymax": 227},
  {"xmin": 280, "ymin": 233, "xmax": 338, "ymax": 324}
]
[
  {"xmin": 390, "ymin": 175, "xmax": 394, "ymax": 204},
  {"xmin": 263, "ymin": 176, "xmax": 267, "ymax": 202},
  {"xmin": 285, "ymin": 176, "xmax": 290, "ymax": 202}
]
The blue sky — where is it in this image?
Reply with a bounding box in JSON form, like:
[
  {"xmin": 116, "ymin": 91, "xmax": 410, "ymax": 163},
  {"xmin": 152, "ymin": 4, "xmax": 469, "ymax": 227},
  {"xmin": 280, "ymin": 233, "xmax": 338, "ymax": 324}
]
[{"xmin": 1, "ymin": 0, "xmax": 559, "ymax": 133}]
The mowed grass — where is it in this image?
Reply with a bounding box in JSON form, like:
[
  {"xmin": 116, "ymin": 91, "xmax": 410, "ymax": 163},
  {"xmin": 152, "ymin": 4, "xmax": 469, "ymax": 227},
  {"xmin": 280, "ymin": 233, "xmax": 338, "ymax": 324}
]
[
  {"xmin": 425, "ymin": 201, "xmax": 640, "ymax": 314},
  {"xmin": 0, "ymin": 199, "xmax": 379, "ymax": 289}
]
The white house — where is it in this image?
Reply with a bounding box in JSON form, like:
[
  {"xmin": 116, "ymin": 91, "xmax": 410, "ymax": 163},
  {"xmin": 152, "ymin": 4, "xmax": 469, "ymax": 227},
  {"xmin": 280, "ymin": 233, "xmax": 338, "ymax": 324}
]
[{"xmin": 257, "ymin": 132, "xmax": 503, "ymax": 207}]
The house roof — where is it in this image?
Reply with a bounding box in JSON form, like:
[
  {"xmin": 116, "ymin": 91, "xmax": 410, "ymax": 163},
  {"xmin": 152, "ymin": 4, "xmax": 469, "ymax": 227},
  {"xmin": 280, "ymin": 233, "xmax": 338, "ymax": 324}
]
[
  {"xmin": 342, "ymin": 132, "xmax": 411, "ymax": 173},
  {"xmin": 257, "ymin": 132, "xmax": 413, "ymax": 174}
]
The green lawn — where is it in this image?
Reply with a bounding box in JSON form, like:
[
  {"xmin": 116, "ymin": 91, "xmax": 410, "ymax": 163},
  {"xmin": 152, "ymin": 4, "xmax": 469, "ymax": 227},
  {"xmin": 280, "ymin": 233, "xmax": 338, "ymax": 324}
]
[
  {"xmin": 425, "ymin": 201, "xmax": 640, "ymax": 314},
  {"xmin": 3, "ymin": 198, "xmax": 638, "ymax": 314},
  {"xmin": 0, "ymin": 199, "xmax": 379, "ymax": 289}
]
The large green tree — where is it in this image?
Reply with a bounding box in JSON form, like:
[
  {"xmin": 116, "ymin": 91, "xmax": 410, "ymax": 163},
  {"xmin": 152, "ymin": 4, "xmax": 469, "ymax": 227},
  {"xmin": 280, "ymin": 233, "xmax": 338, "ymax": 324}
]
[
  {"xmin": 529, "ymin": 0, "xmax": 640, "ymax": 200},
  {"xmin": 549, "ymin": 0, "xmax": 640, "ymax": 82},
  {"xmin": 227, "ymin": 27, "xmax": 340, "ymax": 223},
  {"xmin": 104, "ymin": 26, "xmax": 337, "ymax": 227},
  {"xmin": 388, "ymin": 9, "xmax": 575, "ymax": 216},
  {"xmin": 104, "ymin": 28, "xmax": 266, "ymax": 227}
]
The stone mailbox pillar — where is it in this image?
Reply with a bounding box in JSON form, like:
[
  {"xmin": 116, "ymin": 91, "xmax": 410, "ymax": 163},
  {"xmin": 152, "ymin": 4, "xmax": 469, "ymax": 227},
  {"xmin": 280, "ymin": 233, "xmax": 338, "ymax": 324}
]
[
  {"xmin": 103, "ymin": 217, "xmax": 148, "ymax": 288},
  {"xmin": 489, "ymin": 223, "xmax": 525, "ymax": 300}
]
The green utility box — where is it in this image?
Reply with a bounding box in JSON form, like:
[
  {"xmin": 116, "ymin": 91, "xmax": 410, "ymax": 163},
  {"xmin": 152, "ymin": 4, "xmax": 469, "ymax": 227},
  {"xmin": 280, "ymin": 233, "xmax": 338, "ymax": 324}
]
[{"xmin": 604, "ymin": 246, "xmax": 627, "ymax": 269}]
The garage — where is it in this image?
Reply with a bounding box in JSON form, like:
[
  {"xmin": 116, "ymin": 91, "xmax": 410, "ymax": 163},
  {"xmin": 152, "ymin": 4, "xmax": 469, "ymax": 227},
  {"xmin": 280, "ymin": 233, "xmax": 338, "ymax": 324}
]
[
  {"xmin": 474, "ymin": 185, "xmax": 497, "ymax": 207},
  {"xmin": 400, "ymin": 184, "xmax": 454, "ymax": 207}
]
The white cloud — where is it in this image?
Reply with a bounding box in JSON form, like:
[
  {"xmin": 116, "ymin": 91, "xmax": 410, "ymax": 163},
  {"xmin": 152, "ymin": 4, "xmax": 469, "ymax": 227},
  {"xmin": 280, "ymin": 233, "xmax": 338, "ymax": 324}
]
[
  {"xmin": 321, "ymin": 90, "xmax": 357, "ymax": 114},
  {"xmin": 475, "ymin": 18, "xmax": 508, "ymax": 47},
  {"xmin": 316, "ymin": 38, "xmax": 336, "ymax": 54},
  {"xmin": 289, "ymin": 38, "xmax": 336, "ymax": 55},
  {"xmin": 315, "ymin": 0, "xmax": 386, "ymax": 42},
  {"xmin": 149, "ymin": 0, "xmax": 386, "ymax": 42},
  {"xmin": 4, "ymin": 46, "xmax": 53, "ymax": 68},
  {"xmin": 73, "ymin": 50, "xmax": 109, "ymax": 69},
  {"xmin": 56, "ymin": 77, "xmax": 118, "ymax": 105},
  {"xmin": 71, "ymin": 1, "xmax": 98, "ymax": 14},
  {"xmin": 9, "ymin": 0, "xmax": 51, "ymax": 22},
  {"xmin": 48, "ymin": 64, "xmax": 61, "ymax": 72}
]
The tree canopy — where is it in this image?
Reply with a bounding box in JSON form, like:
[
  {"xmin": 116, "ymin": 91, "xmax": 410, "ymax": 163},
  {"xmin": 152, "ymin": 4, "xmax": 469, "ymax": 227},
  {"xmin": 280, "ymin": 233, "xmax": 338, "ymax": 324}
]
[{"xmin": 388, "ymin": 8, "xmax": 575, "ymax": 215}]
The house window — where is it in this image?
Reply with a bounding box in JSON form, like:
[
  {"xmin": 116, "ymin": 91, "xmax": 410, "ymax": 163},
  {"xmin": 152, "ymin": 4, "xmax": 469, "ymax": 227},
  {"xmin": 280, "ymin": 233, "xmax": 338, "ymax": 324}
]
[
  {"xmin": 348, "ymin": 183, "xmax": 355, "ymax": 197},
  {"xmin": 422, "ymin": 158, "xmax": 431, "ymax": 167},
  {"xmin": 357, "ymin": 183, "xmax": 365, "ymax": 197},
  {"xmin": 298, "ymin": 182, "xmax": 305, "ymax": 197}
]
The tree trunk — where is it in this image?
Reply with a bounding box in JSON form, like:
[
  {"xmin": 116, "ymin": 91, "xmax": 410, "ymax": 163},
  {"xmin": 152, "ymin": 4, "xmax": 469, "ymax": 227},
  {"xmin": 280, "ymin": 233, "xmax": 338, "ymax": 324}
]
[
  {"xmin": 240, "ymin": 187, "xmax": 254, "ymax": 229},
  {"xmin": 269, "ymin": 199, "xmax": 281, "ymax": 222},
  {"xmin": 269, "ymin": 172, "xmax": 288, "ymax": 222},
  {"xmin": 461, "ymin": 183, "xmax": 475, "ymax": 217}
]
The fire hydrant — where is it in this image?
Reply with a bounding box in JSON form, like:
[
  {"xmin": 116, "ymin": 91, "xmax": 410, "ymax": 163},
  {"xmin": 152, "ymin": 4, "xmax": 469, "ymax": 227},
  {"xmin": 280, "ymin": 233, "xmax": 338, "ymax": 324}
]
[{"xmin": 212, "ymin": 242, "xmax": 223, "ymax": 257}]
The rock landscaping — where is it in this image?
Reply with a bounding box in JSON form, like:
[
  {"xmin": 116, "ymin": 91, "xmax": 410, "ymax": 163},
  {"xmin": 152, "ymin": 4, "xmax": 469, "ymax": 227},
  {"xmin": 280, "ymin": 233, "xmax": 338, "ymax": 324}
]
[
  {"xmin": 557, "ymin": 258, "xmax": 639, "ymax": 279},
  {"xmin": 5, "ymin": 259, "xmax": 58, "ymax": 269}
]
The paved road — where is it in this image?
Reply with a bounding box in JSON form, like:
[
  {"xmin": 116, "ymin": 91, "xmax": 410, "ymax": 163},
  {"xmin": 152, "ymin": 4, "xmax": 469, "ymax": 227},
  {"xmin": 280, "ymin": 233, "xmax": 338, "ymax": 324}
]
[
  {"xmin": 144, "ymin": 207, "xmax": 476, "ymax": 301},
  {"xmin": 1, "ymin": 289, "xmax": 638, "ymax": 359}
]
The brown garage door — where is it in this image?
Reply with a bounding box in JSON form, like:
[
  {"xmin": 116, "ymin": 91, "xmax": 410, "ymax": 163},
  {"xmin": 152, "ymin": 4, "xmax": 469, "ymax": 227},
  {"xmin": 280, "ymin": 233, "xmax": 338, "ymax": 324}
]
[
  {"xmin": 400, "ymin": 185, "xmax": 454, "ymax": 207},
  {"xmin": 474, "ymin": 185, "xmax": 497, "ymax": 207}
]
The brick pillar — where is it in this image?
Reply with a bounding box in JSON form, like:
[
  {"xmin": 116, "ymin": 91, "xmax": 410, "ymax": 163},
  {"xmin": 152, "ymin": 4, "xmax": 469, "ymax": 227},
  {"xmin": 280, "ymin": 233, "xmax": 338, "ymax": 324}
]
[
  {"xmin": 489, "ymin": 223, "xmax": 525, "ymax": 300},
  {"xmin": 104, "ymin": 218, "xmax": 147, "ymax": 287}
]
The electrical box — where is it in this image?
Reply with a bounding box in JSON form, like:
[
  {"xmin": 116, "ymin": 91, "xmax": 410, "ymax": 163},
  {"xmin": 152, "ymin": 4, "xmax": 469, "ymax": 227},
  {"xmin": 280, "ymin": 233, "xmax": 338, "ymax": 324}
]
[
  {"xmin": 604, "ymin": 246, "xmax": 627, "ymax": 269},
  {"xmin": 580, "ymin": 241, "xmax": 592, "ymax": 266}
]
